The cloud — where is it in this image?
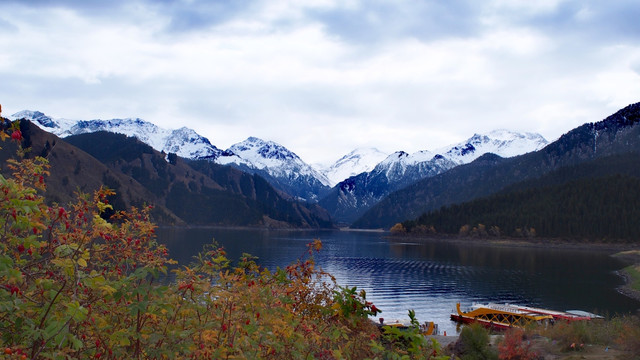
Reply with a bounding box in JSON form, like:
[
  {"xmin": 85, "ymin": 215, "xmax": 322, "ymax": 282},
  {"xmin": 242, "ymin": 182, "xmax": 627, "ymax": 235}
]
[
  {"xmin": 160, "ymin": 0, "xmax": 258, "ymax": 32},
  {"xmin": 0, "ymin": 0, "xmax": 639, "ymax": 164},
  {"xmin": 307, "ymin": 0, "xmax": 483, "ymax": 44},
  {"xmin": 488, "ymin": 0, "xmax": 640, "ymax": 45}
]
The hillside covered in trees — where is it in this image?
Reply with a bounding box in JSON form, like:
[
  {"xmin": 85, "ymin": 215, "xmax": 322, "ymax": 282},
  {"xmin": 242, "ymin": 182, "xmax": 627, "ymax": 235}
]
[
  {"xmin": 398, "ymin": 153, "xmax": 640, "ymax": 242},
  {"xmin": 0, "ymin": 121, "xmax": 333, "ymax": 228}
]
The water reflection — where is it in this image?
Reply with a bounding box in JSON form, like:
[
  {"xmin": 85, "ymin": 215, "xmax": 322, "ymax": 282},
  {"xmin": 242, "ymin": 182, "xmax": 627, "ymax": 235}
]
[{"xmin": 157, "ymin": 227, "xmax": 640, "ymax": 334}]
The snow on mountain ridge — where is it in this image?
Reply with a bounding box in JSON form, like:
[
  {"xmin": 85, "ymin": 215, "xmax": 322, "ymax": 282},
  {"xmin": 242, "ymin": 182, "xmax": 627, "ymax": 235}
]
[
  {"xmin": 9, "ymin": 110, "xmax": 331, "ymax": 200},
  {"xmin": 10, "ymin": 110, "xmax": 548, "ymax": 198},
  {"xmin": 316, "ymin": 147, "xmax": 389, "ymax": 187},
  {"xmin": 438, "ymin": 129, "xmax": 548, "ymax": 164},
  {"xmin": 362, "ymin": 129, "xmax": 548, "ymax": 184},
  {"xmin": 10, "ymin": 110, "xmax": 56, "ymax": 127},
  {"xmin": 321, "ymin": 129, "xmax": 548, "ymax": 224},
  {"xmin": 10, "ymin": 110, "xmax": 224, "ymax": 160},
  {"xmin": 228, "ymin": 137, "xmax": 331, "ymax": 186}
]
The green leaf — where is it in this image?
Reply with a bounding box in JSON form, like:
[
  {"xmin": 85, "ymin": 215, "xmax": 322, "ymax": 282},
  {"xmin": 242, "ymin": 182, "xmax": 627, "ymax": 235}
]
[
  {"xmin": 43, "ymin": 320, "xmax": 62, "ymax": 339},
  {"xmin": 5, "ymin": 268, "xmax": 23, "ymax": 282},
  {"xmin": 70, "ymin": 335, "xmax": 83, "ymax": 350},
  {"xmin": 99, "ymin": 285, "xmax": 117, "ymax": 296},
  {"xmin": 109, "ymin": 330, "xmax": 131, "ymax": 346},
  {"xmin": 66, "ymin": 301, "xmax": 88, "ymax": 322}
]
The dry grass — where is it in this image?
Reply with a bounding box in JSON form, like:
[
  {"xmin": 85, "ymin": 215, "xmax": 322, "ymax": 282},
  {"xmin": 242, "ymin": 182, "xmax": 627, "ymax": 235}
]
[
  {"xmin": 625, "ymin": 264, "xmax": 640, "ymax": 292},
  {"xmin": 532, "ymin": 316, "xmax": 640, "ymax": 359}
]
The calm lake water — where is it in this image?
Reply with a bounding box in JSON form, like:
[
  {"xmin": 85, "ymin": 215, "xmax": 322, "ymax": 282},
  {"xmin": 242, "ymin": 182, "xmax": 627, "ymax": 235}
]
[{"xmin": 157, "ymin": 227, "xmax": 640, "ymax": 334}]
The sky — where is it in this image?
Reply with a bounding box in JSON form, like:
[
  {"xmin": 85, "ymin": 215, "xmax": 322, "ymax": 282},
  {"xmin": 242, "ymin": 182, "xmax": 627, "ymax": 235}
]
[{"xmin": 1, "ymin": 0, "xmax": 639, "ymax": 165}]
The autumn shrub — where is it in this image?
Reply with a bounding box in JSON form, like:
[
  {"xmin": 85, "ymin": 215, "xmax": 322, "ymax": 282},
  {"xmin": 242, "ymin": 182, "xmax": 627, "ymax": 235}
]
[
  {"xmin": 0, "ymin": 117, "xmax": 436, "ymax": 359},
  {"xmin": 389, "ymin": 223, "xmax": 406, "ymax": 234},
  {"xmin": 373, "ymin": 310, "xmax": 448, "ymax": 359},
  {"xmin": 454, "ymin": 323, "xmax": 498, "ymax": 360},
  {"xmin": 614, "ymin": 315, "xmax": 640, "ymax": 354},
  {"xmin": 539, "ymin": 321, "xmax": 590, "ymax": 352},
  {"xmin": 0, "ymin": 121, "xmax": 176, "ymax": 358},
  {"xmin": 538, "ymin": 315, "xmax": 640, "ymax": 354},
  {"xmin": 498, "ymin": 328, "xmax": 538, "ymax": 360},
  {"xmin": 167, "ymin": 239, "xmax": 384, "ymax": 359}
]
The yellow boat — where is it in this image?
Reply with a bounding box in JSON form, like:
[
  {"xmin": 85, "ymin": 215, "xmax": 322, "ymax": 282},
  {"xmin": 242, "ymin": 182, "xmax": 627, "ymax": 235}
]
[{"xmin": 451, "ymin": 303, "xmax": 553, "ymax": 330}]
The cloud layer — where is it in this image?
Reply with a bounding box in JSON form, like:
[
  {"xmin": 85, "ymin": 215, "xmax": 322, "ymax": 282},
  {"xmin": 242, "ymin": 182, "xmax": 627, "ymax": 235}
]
[{"xmin": 1, "ymin": 0, "xmax": 639, "ymax": 164}]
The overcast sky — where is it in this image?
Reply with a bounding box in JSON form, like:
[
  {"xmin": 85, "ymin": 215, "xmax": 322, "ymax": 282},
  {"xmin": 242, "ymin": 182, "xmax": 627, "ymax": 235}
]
[{"xmin": 1, "ymin": 0, "xmax": 639, "ymax": 164}]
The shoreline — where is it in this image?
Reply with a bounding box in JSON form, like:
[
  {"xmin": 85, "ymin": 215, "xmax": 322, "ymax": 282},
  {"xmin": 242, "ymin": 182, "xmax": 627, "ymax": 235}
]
[
  {"xmin": 389, "ymin": 233, "xmax": 640, "ymax": 306},
  {"xmin": 615, "ymin": 269, "xmax": 640, "ymax": 303},
  {"xmin": 612, "ymin": 250, "xmax": 640, "ymax": 304},
  {"xmin": 387, "ymin": 233, "xmax": 640, "ymax": 252}
]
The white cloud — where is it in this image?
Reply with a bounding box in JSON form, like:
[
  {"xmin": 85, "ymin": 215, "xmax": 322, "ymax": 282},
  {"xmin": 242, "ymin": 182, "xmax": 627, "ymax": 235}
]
[{"xmin": 0, "ymin": 0, "xmax": 639, "ymax": 164}]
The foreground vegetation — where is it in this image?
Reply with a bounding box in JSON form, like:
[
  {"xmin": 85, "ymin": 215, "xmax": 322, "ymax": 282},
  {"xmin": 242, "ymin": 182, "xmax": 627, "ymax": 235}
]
[
  {"xmin": 0, "ymin": 118, "xmax": 446, "ymax": 358},
  {"xmin": 2, "ymin": 116, "xmax": 640, "ymax": 359},
  {"xmin": 446, "ymin": 317, "xmax": 640, "ymax": 360}
]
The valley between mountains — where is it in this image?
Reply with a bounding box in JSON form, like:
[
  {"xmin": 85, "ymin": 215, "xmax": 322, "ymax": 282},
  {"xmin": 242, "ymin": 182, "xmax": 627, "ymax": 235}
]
[{"xmin": 5, "ymin": 102, "xmax": 640, "ymax": 242}]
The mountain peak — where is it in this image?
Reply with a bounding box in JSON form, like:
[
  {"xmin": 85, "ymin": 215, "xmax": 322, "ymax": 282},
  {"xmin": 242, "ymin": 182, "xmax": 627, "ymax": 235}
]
[
  {"xmin": 439, "ymin": 129, "xmax": 548, "ymax": 163},
  {"xmin": 10, "ymin": 110, "xmax": 56, "ymax": 127},
  {"xmin": 230, "ymin": 137, "xmax": 299, "ymax": 162},
  {"xmin": 316, "ymin": 147, "xmax": 389, "ymax": 186},
  {"xmin": 11, "ymin": 110, "xmax": 223, "ymax": 160},
  {"xmin": 225, "ymin": 137, "xmax": 331, "ymax": 198}
]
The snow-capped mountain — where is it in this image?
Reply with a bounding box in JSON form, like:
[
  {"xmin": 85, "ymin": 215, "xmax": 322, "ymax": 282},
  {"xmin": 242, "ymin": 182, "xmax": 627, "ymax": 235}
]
[
  {"xmin": 352, "ymin": 101, "xmax": 640, "ymax": 229},
  {"xmin": 10, "ymin": 111, "xmax": 330, "ymax": 202},
  {"xmin": 10, "ymin": 110, "xmax": 227, "ymax": 160},
  {"xmin": 11, "ymin": 110, "xmax": 548, "ymax": 214},
  {"xmin": 319, "ymin": 130, "xmax": 548, "ymax": 224},
  {"xmin": 315, "ymin": 148, "xmax": 389, "ymax": 187},
  {"xmin": 227, "ymin": 137, "xmax": 329, "ymax": 183},
  {"xmin": 218, "ymin": 137, "xmax": 331, "ymax": 201},
  {"xmin": 360, "ymin": 129, "xmax": 547, "ymax": 189},
  {"xmin": 437, "ymin": 129, "xmax": 549, "ymax": 164}
]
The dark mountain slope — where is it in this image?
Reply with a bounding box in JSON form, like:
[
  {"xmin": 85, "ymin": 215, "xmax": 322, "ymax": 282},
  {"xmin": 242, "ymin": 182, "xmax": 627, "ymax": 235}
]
[
  {"xmin": 0, "ymin": 120, "xmax": 182, "ymax": 224},
  {"xmin": 402, "ymin": 153, "xmax": 640, "ymax": 240},
  {"xmin": 187, "ymin": 160, "xmax": 333, "ymax": 228},
  {"xmin": 352, "ymin": 102, "xmax": 640, "ymax": 229},
  {"xmin": 318, "ymin": 154, "xmax": 455, "ymax": 225},
  {"xmin": 65, "ymin": 131, "xmax": 333, "ymax": 228}
]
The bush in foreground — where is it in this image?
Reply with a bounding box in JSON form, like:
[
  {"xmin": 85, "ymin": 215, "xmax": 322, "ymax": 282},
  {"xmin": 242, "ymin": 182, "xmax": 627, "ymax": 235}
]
[
  {"xmin": 453, "ymin": 323, "xmax": 498, "ymax": 360},
  {"xmin": 0, "ymin": 119, "xmax": 444, "ymax": 359}
]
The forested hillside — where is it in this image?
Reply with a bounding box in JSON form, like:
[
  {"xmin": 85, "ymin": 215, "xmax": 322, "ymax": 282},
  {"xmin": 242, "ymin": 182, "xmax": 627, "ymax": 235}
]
[
  {"xmin": 0, "ymin": 122, "xmax": 333, "ymax": 228},
  {"xmin": 400, "ymin": 153, "xmax": 640, "ymax": 241},
  {"xmin": 65, "ymin": 131, "xmax": 333, "ymax": 228},
  {"xmin": 0, "ymin": 120, "xmax": 182, "ymax": 224}
]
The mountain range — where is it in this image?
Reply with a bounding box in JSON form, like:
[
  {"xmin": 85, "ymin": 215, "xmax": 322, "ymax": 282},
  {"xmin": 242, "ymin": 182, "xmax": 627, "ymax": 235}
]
[
  {"xmin": 351, "ymin": 102, "xmax": 640, "ymax": 229},
  {"xmin": 0, "ymin": 120, "xmax": 333, "ymax": 228},
  {"xmin": 320, "ymin": 130, "xmax": 548, "ymax": 224},
  {"xmin": 8, "ymin": 102, "xmax": 640, "ymax": 235},
  {"xmin": 10, "ymin": 111, "xmax": 331, "ymax": 203},
  {"xmin": 9, "ymin": 110, "xmax": 547, "ymax": 221}
]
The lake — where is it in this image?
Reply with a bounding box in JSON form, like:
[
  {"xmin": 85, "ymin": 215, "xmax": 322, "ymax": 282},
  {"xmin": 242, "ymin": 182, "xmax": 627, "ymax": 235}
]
[{"xmin": 157, "ymin": 227, "xmax": 640, "ymax": 334}]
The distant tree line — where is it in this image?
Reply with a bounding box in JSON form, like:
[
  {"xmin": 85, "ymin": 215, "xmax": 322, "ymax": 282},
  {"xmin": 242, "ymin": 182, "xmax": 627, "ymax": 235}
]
[{"xmin": 396, "ymin": 174, "xmax": 640, "ymax": 242}]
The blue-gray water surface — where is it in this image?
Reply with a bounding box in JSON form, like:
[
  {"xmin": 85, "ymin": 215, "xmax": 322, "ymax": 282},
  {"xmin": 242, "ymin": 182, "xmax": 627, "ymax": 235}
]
[{"xmin": 157, "ymin": 228, "xmax": 640, "ymax": 334}]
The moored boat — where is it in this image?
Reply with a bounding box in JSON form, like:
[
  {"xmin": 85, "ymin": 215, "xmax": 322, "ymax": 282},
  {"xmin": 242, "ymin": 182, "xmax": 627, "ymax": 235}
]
[
  {"xmin": 451, "ymin": 302, "xmax": 600, "ymax": 330},
  {"xmin": 512, "ymin": 304, "xmax": 602, "ymax": 321},
  {"xmin": 451, "ymin": 303, "xmax": 553, "ymax": 330}
]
